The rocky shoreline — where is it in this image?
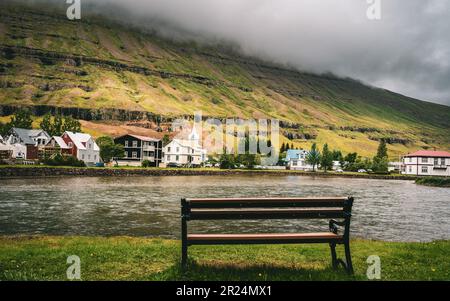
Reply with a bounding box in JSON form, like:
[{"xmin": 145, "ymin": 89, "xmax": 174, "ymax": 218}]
[{"xmin": 0, "ymin": 166, "xmax": 419, "ymax": 180}]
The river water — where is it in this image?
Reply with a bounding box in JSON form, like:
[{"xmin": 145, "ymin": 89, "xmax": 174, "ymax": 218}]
[{"xmin": 0, "ymin": 175, "xmax": 449, "ymax": 242}]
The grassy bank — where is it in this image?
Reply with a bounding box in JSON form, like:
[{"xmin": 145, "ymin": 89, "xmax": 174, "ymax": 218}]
[
  {"xmin": 0, "ymin": 165, "xmax": 418, "ymax": 181},
  {"xmin": 0, "ymin": 236, "xmax": 448, "ymax": 281},
  {"xmin": 415, "ymin": 177, "xmax": 450, "ymax": 187}
]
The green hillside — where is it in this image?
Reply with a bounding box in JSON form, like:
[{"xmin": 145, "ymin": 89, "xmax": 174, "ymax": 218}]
[{"xmin": 0, "ymin": 2, "xmax": 449, "ymax": 157}]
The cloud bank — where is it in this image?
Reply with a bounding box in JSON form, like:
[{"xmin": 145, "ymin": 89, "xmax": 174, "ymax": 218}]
[{"xmin": 49, "ymin": 1, "xmax": 450, "ymax": 105}]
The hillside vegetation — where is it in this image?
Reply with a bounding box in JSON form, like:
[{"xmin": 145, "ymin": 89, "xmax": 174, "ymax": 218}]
[{"xmin": 0, "ymin": 2, "xmax": 449, "ymax": 157}]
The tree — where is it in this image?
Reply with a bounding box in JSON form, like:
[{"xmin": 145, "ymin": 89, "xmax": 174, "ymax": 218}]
[
  {"xmin": 162, "ymin": 134, "xmax": 170, "ymax": 146},
  {"xmin": 53, "ymin": 115, "xmax": 63, "ymax": 136},
  {"xmin": 219, "ymin": 153, "xmax": 236, "ymax": 169},
  {"xmin": 96, "ymin": 136, "xmax": 124, "ymax": 164},
  {"xmin": 9, "ymin": 109, "xmax": 32, "ymax": 129},
  {"xmin": 306, "ymin": 143, "xmax": 321, "ymax": 172},
  {"xmin": 237, "ymin": 153, "xmax": 261, "ymax": 169},
  {"xmin": 280, "ymin": 142, "xmax": 286, "ymax": 153},
  {"xmin": 63, "ymin": 116, "xmax": 81, "ymax": 133},
  {"xmin": 372, "ymin": 140, "xmax": 389, "ymax": 173},
  {"xmin": 376, "ymin": 139, "xmax": 388, "ymax": 159},
  {"xmin": 40, "ymin": 113, "xmax": 54, "ymax": 136},
  {"xmin": 343, "ymin": 152, "xmax": 358, "ymax": 171},
  {"xmin": 0, "ymin": 121, "xmax": 11, "ymax": 136},
  {"xmin": 320, "ymin": 143, "xmax": 333, "ymax": 172}
]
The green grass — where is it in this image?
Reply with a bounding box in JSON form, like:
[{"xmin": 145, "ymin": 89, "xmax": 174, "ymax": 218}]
[{"xmin": 0, "ymin": 236, "xmax": 448, "ymax": 281}]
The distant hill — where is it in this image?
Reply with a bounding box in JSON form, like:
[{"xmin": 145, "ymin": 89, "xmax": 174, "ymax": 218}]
[{"xmin": 0, "ymin": 2, "xmax": 449, "ymax": 157}]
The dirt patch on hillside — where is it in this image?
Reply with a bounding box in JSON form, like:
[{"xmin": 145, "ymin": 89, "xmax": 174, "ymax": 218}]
[{"xmin": 80, "ymin": 120, "xmax": 171, "ymax": 139}]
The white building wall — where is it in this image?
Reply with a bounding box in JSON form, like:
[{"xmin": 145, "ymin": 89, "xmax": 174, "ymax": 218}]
[
  {"xmin": 402, "ymin": 156, "xmax": 450, "ymax": 176},
  {"xmin": 77, "ymin": 138, "xmax": 100, "ymax": 165},
  {"xmin": 163, "ymin": 140, "xmax": 206, "ymax": 166}
]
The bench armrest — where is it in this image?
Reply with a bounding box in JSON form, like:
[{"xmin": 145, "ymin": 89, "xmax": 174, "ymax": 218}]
[{"xmin": 329, "ymin": 219, "xmax": 345, "ymax": 234}]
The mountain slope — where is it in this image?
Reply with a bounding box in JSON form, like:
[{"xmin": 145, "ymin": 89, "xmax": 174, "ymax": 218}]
[{"xmin": 0, "ymin": 2, "xmax": 449, "ymax": 157}]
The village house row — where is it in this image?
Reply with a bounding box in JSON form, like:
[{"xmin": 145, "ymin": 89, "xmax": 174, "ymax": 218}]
[
  {"xmin": 0, "ymin": 127, "xmax": 449, "ymax": 176},
  {"xmin": 0, "ymin": 127, "xmax": 207, "ymax": 168}
]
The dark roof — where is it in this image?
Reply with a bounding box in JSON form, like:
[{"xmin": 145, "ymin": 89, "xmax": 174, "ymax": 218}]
[{"xmin": 115, "ymin": 134, "xmax": 160, "ymax": 142}]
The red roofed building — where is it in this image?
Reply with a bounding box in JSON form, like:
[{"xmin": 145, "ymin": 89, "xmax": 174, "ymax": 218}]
[{"xmin": 402, "ymin": 150, "xmax": 450, "ymax": 176}]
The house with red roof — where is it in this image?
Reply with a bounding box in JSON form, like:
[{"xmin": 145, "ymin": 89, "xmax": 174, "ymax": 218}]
[
  {"xmin": 402, "ymin": 150, "xmax": 450, "ymax": 176},
  {"xmin": 61, "ymin": 131, "xmax": 100, "ymax": 166},
  {"xmin": 114, "ymin": 134, "xmax": 162, "ymax": 167}
]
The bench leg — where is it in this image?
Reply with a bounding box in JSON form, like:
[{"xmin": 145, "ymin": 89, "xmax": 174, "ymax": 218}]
[
  {"xmin": 344, "ymin": 241, "xmax": 354, "ymax": 275},
  {"xmin": 181, "ymin": 213, "xmax": 188, "ymax": 268},
  {"xmin": 329, "ymin": 243, "xmax": 338, "ymax": 269},
  {"xmin": 181, "ymin": 242, "xmax": 188, "ymax": 268}
]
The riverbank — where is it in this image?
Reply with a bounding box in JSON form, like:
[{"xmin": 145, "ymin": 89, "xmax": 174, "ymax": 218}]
[
  {"xmin": 0, "ymin": 236, "xmax": 448, "ymax": 280},
  {"xmin": 415, "ymin": 177, "xmax": 450, "ymax": 187},
  {"xmin": 0, "ymin": 166, "xmax": 418, "ymax": 180}
]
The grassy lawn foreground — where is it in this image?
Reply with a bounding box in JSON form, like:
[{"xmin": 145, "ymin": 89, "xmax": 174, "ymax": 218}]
[{"xmin": 0, "ymin": 236, "xmax": 448, "ymax": 281}]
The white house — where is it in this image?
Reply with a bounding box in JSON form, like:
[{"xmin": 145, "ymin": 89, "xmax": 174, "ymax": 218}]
[
  {"xmin": 162, "ymin": 127, "xmax": 207, "ymax": 167},
  {"xmin": 0, "ymin": 137, "xmax": 26, "ymax": 159},
  {"xmin": 402, "ymin": 150, "xmax": 450, "ymax": 177},
  {"xmin": 5, "ymin": 128, "xmax": 50, "ymax": 159},
  {"xmin": 285, "ymin": 149, "xmax": 314, "ymax": 171},
  {"xmin": 61, "ymin": 131, "xmax": 101, "ymax": 166},
  {"xmin": 388, "ymin": 161, "xmax": 402, "ymax": 172}
]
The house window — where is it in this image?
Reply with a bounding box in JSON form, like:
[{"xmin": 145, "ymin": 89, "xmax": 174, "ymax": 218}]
[
  {"xmin": 176, "ymin": 155, "xmax": 179, "ymax": 161},
  {"xmin": 409, "ymin": 157, "xmax": 412, "ymax": 162},
  {"xmin": 124, "ymin": 151, "xmax": 128, "ymax": 158},
  {"xmin": 192, "ymin": 149, "xmax": 194, "ymax": 154},
  {"xmin": 125, "ymin": 140, "xmax": 129, "ymax": 147},
  {"xmin": 441, "ymin": 158, "xmax": 446, "ymax": 166},
  {"xmin": 434, "ymin": 158, "xmax": 439, "ymax": 166},
  {"xmin": 408, "ymin": 166, "xmax": 412, "ymax": 173},
  {"xmin": 421, "ymin": 166, "xmax": 428, "ymax": 173},
  {"xmin": 167, "ymin": 155, "xmax": 170, "ymax": 161},
  {"xmin": 68, "ymin": 142, "xmax": 73, "ymax": 148},
  {"xmin": 94, "ymin": 155, "xmax": 97, "ymax": 161},
  {"xmin": 132, "ymin": 152, "xmax": 137, "ymax": 159},
  {"xmin": 176, "ymin": 147, "xmax": 180, "ymax": 153},
  {"xmin": 168, "ymin": 147, "xmax": 171, "ymax": 152},
  {"xmin": 292, "ymin": 160, "xmax": 298, "ymax": 166},
  {"xmin": 421, "ymin": 157, "xmax": 428, "ymax": 163},
  {"xmin": 88, "ymin": 154, "xmax": 91, "ymax": 160},
  {"xmin": 132, "ymin": 141, "xmax": 138, "ymax": 148},
  {"xmin": 82, "ymin": 154, "xmax": 85, "ymax": 160}
]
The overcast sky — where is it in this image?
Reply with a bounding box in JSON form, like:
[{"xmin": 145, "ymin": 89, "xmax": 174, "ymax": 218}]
[{"xmin": 75, "ymin": 0, "xmax": 450, "ymax": 106}]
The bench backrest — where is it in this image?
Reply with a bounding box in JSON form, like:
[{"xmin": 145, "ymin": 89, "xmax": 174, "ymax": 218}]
[{"xmin": 182, "ymin": 197, "xmax": 353, "ymax": 220}]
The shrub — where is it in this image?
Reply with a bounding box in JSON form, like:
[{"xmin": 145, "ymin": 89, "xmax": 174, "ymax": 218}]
[
  {"xmin": 142, "ymin": 160, "xmax": 152, "ymax": 168},
  {"xmin": 42, "ymin": 154, "xmax": 86, "ymax": 167}
]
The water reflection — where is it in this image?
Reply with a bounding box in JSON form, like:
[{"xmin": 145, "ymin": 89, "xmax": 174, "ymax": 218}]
[{"xmin": 0, "ymin": 175, "xmax": 449, "ymax": 242}]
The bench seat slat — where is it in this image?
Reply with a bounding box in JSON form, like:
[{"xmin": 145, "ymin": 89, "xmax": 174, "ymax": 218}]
[
  {"xmin": 187, "ymin": 232, "xmax": 343, "ymax": 245},
  {"xmin": 187, "ymin": 197, "xmax": 348, "ymax": 208},
  {"xmin": 189, "ymin": 208, "xmax": 345, "ymax": 220}
]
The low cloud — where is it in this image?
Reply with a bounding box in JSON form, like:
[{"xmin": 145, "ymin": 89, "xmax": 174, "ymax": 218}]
[{"xmin": 39, "ymin": 1, "xmax": 450, "ymax": 105}]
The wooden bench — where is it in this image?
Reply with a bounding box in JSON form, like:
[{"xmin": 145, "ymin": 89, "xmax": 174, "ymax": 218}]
[{"xmin": 181, "ymin": 196, "xmax": 354, "ymax": 274}]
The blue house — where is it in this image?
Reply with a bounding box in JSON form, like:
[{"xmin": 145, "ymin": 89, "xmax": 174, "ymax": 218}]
[{"xmin": 285, "ymin": 149, "xmax": 313, "ymax": 170}]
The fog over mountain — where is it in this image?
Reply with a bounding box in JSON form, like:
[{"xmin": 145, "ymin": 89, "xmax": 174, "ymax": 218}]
[{"xmin": 25, "ymin": 0, "xmax": 450, "ymax": 105}]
